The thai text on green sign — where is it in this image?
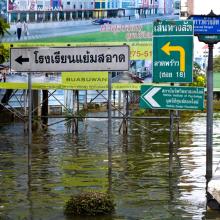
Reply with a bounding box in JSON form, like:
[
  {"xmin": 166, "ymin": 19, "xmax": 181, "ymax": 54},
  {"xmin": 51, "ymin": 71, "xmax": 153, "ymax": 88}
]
[
  {"xmin": 153, "ymin": 20, "xmax": 193, "ymax": 36},
  {"xmin": 140, "ymin": 85, "xmax": 204, "ymax": 111}
]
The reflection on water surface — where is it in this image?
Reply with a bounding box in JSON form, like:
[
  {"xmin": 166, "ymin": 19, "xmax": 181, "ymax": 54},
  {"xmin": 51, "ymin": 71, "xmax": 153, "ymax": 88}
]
[{"xmin": 0, "ymin": 112, "xmax": 220, "ymax": 219}]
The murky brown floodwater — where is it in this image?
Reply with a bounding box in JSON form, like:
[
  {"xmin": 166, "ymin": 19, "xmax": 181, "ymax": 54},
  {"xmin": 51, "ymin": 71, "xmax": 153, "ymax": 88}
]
[{"xmin": 0, "ymin": 112, "xmax": 220, "ymax": 220}]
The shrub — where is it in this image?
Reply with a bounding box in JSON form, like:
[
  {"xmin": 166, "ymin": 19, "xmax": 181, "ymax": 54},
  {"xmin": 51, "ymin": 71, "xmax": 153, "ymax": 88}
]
[{"xmin": 64, "ymin": 191, "xmax": 115, "ymax": 216}]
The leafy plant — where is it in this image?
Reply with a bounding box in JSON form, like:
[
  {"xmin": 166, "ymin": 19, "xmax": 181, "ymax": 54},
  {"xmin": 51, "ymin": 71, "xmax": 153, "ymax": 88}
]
[
  {"xmin": 0, "ymin": 17, "xmax": 10, "ymax": 64},
  {"xmin": 214, "ymin": 55, "xmax": 220, "ymax": 73},
  {"xmin": 0, "ymin": 17, "xmax": 10, "ymax": 38},
  {"xmin": 64, "ymin": 191, "xmax": 115, "ymax": 216},
  {"xmin": 0, "ymin": 44, "xmax": 9, "ymax": 63}
]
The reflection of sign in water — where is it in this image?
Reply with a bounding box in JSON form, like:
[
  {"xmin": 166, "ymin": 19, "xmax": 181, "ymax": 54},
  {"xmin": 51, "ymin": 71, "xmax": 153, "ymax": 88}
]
[
  {"xmin": 11, "ymin": 46, "xmax": 130, "ymax": 72},
  {"xmin": 140, "ymin": 85, "xmax": 204, "ymax": 110}
]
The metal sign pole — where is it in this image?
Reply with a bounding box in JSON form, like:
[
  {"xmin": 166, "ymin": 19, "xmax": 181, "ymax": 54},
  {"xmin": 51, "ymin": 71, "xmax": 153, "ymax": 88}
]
[
  {"xmin": 206, "ymin": 43, "xmax": 214, "ymax": 181},
  {"xmin": 108, "ymin": 72, "xmax": 112, "ymax": 192},
  {"xmin": 169, "ymin": 83, "xmax": 174, "ymax": 175},
  {"xmin": 28, "ymin": 72, "xmax": 32, "ymax": 168}
]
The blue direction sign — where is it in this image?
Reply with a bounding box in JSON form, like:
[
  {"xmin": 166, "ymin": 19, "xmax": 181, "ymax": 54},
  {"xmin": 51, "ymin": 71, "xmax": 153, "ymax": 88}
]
[
  {"xmin": 191, "ymin": 15, "xmax": 220, "ymax": 35},
  {"xmin": 140, "ymin": 85, "xmax": 204, "ymax": 111}
]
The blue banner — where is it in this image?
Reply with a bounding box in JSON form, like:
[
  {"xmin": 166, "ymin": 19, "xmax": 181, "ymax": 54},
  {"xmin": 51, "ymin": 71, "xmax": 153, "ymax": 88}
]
[{"xmin": 192, "ymin": 16, "xmax": 220, "ymax": 35}]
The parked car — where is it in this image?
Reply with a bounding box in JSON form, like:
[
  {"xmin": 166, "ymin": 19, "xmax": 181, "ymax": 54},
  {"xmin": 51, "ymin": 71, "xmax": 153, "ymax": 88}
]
[{"xmin": 92, "ymin": 18, "xmax": 112, "ymax": 25}]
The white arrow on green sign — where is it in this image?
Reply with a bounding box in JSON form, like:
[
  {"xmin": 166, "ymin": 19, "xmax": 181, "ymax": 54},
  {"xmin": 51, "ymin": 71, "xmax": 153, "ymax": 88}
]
[{"xmin": 140, "ymin": 85, "xmax": 204, "ymax": 111}]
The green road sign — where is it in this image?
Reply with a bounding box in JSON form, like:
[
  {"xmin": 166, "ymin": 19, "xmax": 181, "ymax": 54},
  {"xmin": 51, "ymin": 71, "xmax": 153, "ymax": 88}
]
[
  {"xmin": 198, "ymin": 35, "xmax": 220, "ymax": 44},
  {"xmin": 153, "ymin": 20, "xmax": 194, "ymax": 83},
  {"xmin": 140, "ymin": 85, "xmax": 204, "ymax": 111}
]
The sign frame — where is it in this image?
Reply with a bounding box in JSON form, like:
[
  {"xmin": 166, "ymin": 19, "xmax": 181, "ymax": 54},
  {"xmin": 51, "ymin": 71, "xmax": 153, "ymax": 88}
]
[
  {"xmin": 188, "ymin": 10, "xmax": 220, "ymax": 44},
  {"xmin": 152, "ymin": 20, "xmax": 194, "ymax": 83},
  {"xmin": 140, "ymin": 85, "xmax": 204, "ymax": 111},
  {"xmin": 10, "ymin": 45, "xmax": 130, "ymax": 72}
]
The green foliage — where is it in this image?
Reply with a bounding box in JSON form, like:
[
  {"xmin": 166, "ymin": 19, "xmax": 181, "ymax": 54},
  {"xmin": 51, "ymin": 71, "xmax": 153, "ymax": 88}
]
[
  {"xmin": 133, "ymin": 109, "xmax": 146, "ymax": 116},
  {"xmin": 193, "ymin": 62, "xmax": 202, "ymax": 75},
  {"xmin": 87, "ymin": 103, "xmax": 100, "ymax": 110},
  {"xmin": 190, "ymin": 74, "xmax": 206, "ymax": 87},
  {"xmin": 214, "ymin": 55, "xmax": 220, "ymax": 72},
  {"xmin": 64, "ymin": 191, "xmax": 115, "ymax": 216},
  {"xmin": 187, "ymin": 62, "xmax": 206, "ymax": 87},
  {"xmin": 0, "ymin": 17, "xmax": 10, "ymax": 38},
  {"xmin": 0, "ymin": 44, "xmax": 9, "ymax": 64},
  {"xmin": 214, "ymin": 100, "xmax": 220, "ymax": 111},
  {"xmin": 132, "ymin": 108, "xmax": 169, "ymax": 117},
  {"xmin": 0, "ymin": 18, "xmax": 10, "ymax": 64}
]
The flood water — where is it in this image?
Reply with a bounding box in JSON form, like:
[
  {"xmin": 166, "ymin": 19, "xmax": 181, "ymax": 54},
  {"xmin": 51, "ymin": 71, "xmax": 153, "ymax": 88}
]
[{"xmin": 0, "ymin": 112, "xmax": 220, "ymax": 220}]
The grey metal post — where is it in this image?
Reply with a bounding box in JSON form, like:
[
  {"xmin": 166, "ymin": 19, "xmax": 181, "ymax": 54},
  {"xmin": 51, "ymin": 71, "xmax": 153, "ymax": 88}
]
[
  {"xmin": 169, "ymin": 109, "xmax": 174, "ymax": 175},
  {"xmin": 72, "ymin": 90, "xmax": 76, "ymax": 134},
  {"xmin": 169, "ymin": 83, "xmax": 174, "ymax": 175},
  {"xmin": 118, "ymin": 90, "xmax": 121, "ymax": 109},
  {"xmin": 206, "ymin": 43, "xmax": 214, "ymax": 180},
  {"xmin": 108, "ymin": 72, "xmax": 112, "ymax": 187},
  {"xmin": 84, "ymin": 90, "xmax": 87, "ymax": 109},
  {"xmin": 76, "ymin": 90, "xmax": 79, "ymax": 134},
  {"xmin": 28, "ymin": 73, "xmax": 32, "ymax": 168},
  {"xmin": 108, "ymin": 73, "xmax": 112, "ymax": 146}
]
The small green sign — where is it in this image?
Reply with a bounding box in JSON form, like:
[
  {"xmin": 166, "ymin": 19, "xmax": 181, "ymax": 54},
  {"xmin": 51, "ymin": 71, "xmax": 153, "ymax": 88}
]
[
  {"xmin": 153, "ymin": 20, "xmax": 194, "ymax": 83},
  {"xmin": 198, "ymin": 35, "xmax": 220, "ymax": 44},
  {"xmin": 140, "ymin": 85, "xmax": 204, "ymax": 111}
]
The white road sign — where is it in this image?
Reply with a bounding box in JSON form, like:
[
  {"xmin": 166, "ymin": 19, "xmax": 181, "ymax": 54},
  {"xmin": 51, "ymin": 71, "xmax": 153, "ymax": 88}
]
[{"xmin": 10, "ymin": 46, "xmax": 130, "ymax": 72}]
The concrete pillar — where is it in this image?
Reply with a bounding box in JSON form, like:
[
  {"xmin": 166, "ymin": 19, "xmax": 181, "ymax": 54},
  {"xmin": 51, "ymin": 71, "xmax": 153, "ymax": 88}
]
[
  {"xmin": 104, "ymin": 11, "xmax": 107, "ymax": 18},
  {"xmin": 118, "ymin": 90, "xmax": 121, "ymax": 109},
  {"xmin": 17, "ymin": 13, "xmax": 21, "ymax": 20},
  {"xmin": 64, "ymin": 12, "xmax": 66, "ymax": 21},
  {"xmin": 57, "ymin": 12, "xmax": 59, "ymax": 21},
  {"xmin": 33, "ymin": 90, "xmax": 41, "ymax": 117},
  {"xmin": 84, "ymin": 90, "xmax": 87, "ymax": 109},
  {"xmin": 76, "ymin": 11, "xmax": 78, "ymax": 19},
  {"xmin": 35, "ymin": 12, "xmax": 38, "ymax": 22},
  {"xmin": 50, "ymin": 12, "xmax": 53, "ymax": 21},
  {"xmin": 70, "ymin": 12, "xmax": 73, "ymax": 20},
  {"xmin": 26, "ymin": 13, "xmax": 29, "ymax": 22},
  {"xmin": 8, "ymin": 13, "xmax": 11, "ymax": 23},
  {"xmin": 122, "ymin": 91, "xmax": 128, "ymax": 134},
  {"xmin": 43, "ymin": 12, "xmax": 46, "ymax": 21},
  {"xmin": 82, "ymin": 11, "xmax": 84, "ymax": 19}
]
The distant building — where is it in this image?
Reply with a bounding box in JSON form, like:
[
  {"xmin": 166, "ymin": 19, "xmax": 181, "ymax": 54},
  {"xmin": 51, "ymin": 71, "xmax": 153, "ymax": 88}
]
[
  {"xmin": 6, "ymin": 0, "xmax": 176, "ymax": 23},
  {"xmin": 194, "ymin": 43, "xmax": 220, "ymax": 70},
  {"xmin": 158, "ymin": 0, "xmax": 176, "ymax": 15},
  {"xmin": 180, "ymin": 0, "xmax": 194, "ymax": 19}
]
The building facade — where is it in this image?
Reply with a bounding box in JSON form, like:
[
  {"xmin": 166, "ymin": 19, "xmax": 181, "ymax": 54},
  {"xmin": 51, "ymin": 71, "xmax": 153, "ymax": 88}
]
[
  {"xmin": 180, "ymin": 0, "xmax": 194, "ymax": 19},
  {"xmin": 6, "ymin": 0, "xmax": 176, "ymax": 23}
]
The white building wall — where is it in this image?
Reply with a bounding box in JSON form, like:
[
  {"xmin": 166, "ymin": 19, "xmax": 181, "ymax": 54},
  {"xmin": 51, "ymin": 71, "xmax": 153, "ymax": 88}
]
[
  {"xmin": 165, "ymin": 0, "xmax": 173, "ymax": 14},
  {"xmin": 158, "ymin": 0, "xmax": 174, "ymax": 15},
  {"xmin": 158, "ymin": 0, "xmax": 164, "ymax": 14}
]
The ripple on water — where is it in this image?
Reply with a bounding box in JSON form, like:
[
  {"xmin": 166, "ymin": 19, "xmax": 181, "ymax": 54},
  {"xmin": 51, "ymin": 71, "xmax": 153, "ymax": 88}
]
[{"xmin": 0, "ymin": 115, "xmax": 220, "ymax": 219}]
